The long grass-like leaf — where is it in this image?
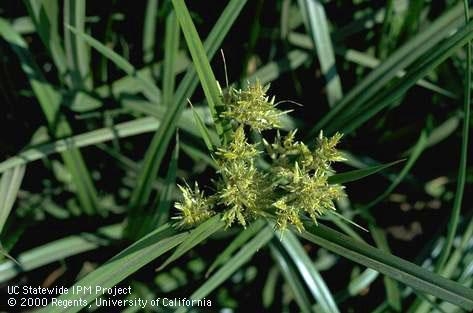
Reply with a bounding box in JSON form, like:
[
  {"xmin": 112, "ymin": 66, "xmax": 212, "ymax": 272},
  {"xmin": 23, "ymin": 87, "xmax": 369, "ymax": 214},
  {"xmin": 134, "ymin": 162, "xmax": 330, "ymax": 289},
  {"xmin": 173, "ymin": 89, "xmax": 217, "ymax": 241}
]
[
  {"xmin": 376, "ymin": 0, "xmax": 396, "ymax": 59},
  {"xmin": 162, "ymin": 11, "xmax": 180, "ymax": 107},
  {"xmin": 434, "ymin": 0, "xmax": 471, "ymax": 274},
  {"xmin": 263, "ymin": 266, "xmax": 279, "ymax": 308},
  {"xmin": 270, "ymin": 239, "xmax": 313, "ymax": 313},
  {"xmin": 40, "ymin": 224, "xmax": 186, "ymax": 313},
  {"xmin": 0, "ymin": 224, "xmax": 121, "ymax": 283},
  {"xmin": 174, "ymin": 227, "xmax": 273, "ymax": 313},
  {"xmin": 64, "ymin": 0, "xmax": 90, "ymax": 89},
  {"xmin": 328, "ymin": 159, "xmax": 404, "ymax": 185},
  {"xmin": 66, "ymin": 25, "xmax": 161, "ymax": 102},
  {"xmin": 142, "ymin": 0, "xmax": 159, "ymax": 63},
  {"xmin": 206, "ymin": 218, "xmax": 266, "ymax": 277},
  {"xmin": 0, "ymin": 106, "xmax": 219, "ymax": 174},
  {"xmin": 412, "ymin": 216, "xmax": 473, "ymax": 313},
  {"xmin": 172, "ymin": 0, "xmax": 224, "ymax": 141},
  {"xmin": 0, "ymin": 117, "xmax": 158, "ymax": 173},
  {"xmin": 0, "ymin": 165, "xmax": 25, "ymax": 234},
  {"xmin": 95, "ymin": 51, "xmax": 189, "ymax": 99},
  {"xmin": 246, "ymin": 49, "xmax": 310, "ymax": 84},
  {"xmin": 122, "ymin": 98, "xmax": 216, "ymax": 138},
  {"xmin": 362, "ymin": 129, "xmax": 428, "ymax": 212},
  {"xmin": 299, "ymin": 224, "xmax": 473, "ymax": 310},
  {"xmin": 297, "ymin": 0, "xmax": 342, "ymax": 106},
  {"xmin": 425, "ymin": 114, "xmax": 460, "ymax": 148},
  {"xmin": 137, "ymin": 139, "xmax": 180, "ymax": 236},
  {"xmin": 152, "ymin": 139, "xmax": 179, "ymax": 227},
  {"xmin": 24, "ymin": 0, "xmax": 67, "ymax": 77},
  {"xmin": 157, "ymin": 215, "xmax": 224, "ymax": 270},
  {"xmin": 281, "ymin": 230, "xmax": 340, "ymax": 313},
  {"xmin": 370, "ymin": 226, "xmax": 402, "ymax": 311},
  {"xmin": 0, "ymin": 18, "xmax": 60, "ymax": 129},
  {"xmin": 191, "ymin": 105, "xmax": 216, "ymax": 151}
]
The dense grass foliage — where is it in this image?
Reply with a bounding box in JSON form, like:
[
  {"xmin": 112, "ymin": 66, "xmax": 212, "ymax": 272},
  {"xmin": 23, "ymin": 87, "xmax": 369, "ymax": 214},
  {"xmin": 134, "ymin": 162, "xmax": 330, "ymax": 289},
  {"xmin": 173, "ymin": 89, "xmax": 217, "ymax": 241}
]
[{"xmin": 0, "ymin": 1, "xmax": 472, "ymax": 312}]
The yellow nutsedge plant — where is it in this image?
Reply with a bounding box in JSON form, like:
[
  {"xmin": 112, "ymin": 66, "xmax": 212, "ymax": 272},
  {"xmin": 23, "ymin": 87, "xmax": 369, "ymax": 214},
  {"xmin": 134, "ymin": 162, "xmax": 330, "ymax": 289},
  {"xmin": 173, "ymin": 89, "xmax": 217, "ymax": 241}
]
[{"xmin": 174, "ymin": 79, "xmax": 346, "ymax": 233}]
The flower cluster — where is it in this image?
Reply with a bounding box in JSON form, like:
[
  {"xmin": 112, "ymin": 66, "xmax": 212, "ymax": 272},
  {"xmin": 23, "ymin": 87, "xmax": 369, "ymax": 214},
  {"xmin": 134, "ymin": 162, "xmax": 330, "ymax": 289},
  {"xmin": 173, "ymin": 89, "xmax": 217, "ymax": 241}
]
[
  {"xmin": 215, "ymin": 126, "xmax": 270, "ymax": 227},
  {"xmin": 174, "ymin": 182, "xmax": 215, "ymax": 228},
  {"xmin": 219, "ymin": 80, "xmax": 288, "ymax": 131},
  {"xmin": 174, "ymin": 80, "xmax": 345, "ymax": 232},
  {"xmin": 266, "ymin": 131, "xmax": 345, "ymax": 231}
]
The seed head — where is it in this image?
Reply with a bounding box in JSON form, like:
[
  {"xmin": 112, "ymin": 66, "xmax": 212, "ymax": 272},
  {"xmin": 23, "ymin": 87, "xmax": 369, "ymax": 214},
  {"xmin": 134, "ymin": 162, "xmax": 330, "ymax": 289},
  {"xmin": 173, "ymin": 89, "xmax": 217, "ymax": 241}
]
[
  {"xmin": 220, "ymin": 80, "xmax": 285, "ymax": 131},
  {"xmin": 174, "ymin": 182, "xmax": 215, "ymax": 228}
]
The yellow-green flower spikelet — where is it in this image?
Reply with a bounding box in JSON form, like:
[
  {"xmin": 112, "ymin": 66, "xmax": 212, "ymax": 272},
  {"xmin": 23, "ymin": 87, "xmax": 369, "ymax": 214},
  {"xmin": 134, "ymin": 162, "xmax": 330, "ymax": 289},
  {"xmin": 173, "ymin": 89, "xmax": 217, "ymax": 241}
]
[
  {"xmin": 174, "ymin": 182, "xmax": 215, "ymax": 228},
  {"xmin": 219, "ymin": 80, "xmax": 288, "ymax": 131}
]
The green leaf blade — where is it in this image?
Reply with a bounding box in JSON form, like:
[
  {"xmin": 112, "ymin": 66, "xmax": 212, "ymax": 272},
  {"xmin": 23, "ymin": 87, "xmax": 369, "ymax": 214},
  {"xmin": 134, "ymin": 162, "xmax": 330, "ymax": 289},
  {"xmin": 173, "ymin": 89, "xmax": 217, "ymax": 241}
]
[
  {"xmin": 328, "ymin": 159, "xmax": 404, "ymax": 185},
  {"xmin": 299, "ymin": 224, "xmax": 473, "ymax": 310},
  {"xmin": 172, "ymin": 0, "xmax": 224, "ymax": 141},
  {"xmin": 40, "ymin": 225, "xmax": 186, "ymax": 313}
]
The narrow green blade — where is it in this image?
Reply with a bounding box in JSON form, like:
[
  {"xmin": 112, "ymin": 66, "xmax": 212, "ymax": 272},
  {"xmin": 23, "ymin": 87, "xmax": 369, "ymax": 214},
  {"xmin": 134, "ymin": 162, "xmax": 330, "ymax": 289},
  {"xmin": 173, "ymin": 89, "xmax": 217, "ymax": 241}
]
[
  {"xmin": 298, "ymin": 0, "xmax": 342, "ymax": 106},
  {"xmin": 270, "ymin": 239, "xmax": 313, "ymax": 313},
  {"xmin": 64, "ymin": 0, "xmax": 90, "ymax": 88},
  {"xmin": 299, "ymin": 224, "xmax": 473, "ymax": 310},
  {"xmin": 206, "ymin": 219, "xmax": 266, "ymax": 276},
  {"xmin": 0, "ymin": 165, "xmax": 26, "ymax": 235},
  {"xmin": 370, "ymin": 226, "xmax": 402, "ymax": 311},
  {"xmin": 328, "ymin": 159, "xmax": 404, "ymax": 185},
  {"xmin": 162, "ymin": 11, "xmax": 180, "ymax": 107},
  {"xmin": 24, "ymin": 0, "xmax": 67, "ymax": 77},
  {"xmin": 66, "ymin": 25, "xmax": 161, "ymax": 102},
  {"xmin": 434, "ymin": 0, "xmax": 472, "ymax": 273},
  {"xmin": 362, "ymin": 130, "xmax": 428, "ymax": 212},
  {"xmin": 0, "ymin": 224, "xmax": 121, "ymax": 283},
  {"xmin": 281, "ymin": 230, "xmax": 340, "ymax": 313},
  {"xmin": 174, "ymin": 226, "xmax": 273, "ymax": 313},
  {"xmin": 40, "ymin": 225, "xmax": 186, "ymax": 313},
  {"xmin": 172, "ymin": 0, "xmax": 224, "ymax": 140},
  {"xmin": 142, "ymin": 0, "xmax": 159, "ymax": 63},
  {"xmin": 158, "ymin": 215, "xmax": 224, "ymax": 270}
]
